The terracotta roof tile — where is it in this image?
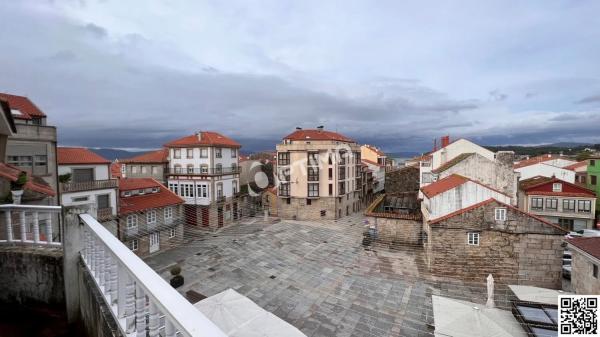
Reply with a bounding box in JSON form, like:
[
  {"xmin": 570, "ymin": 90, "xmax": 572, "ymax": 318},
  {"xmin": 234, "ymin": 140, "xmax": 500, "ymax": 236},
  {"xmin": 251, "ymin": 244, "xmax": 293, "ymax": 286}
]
[
  {"xmin": 431, "ymin": 153, "xmax": 475, "ymax": 173},
  {"xmin": 564, "ymin": 161, "xmax": 587, "ymax": 171},
  {"xmin": 283, "ymin": 129, "xmax": 354, "ymax": 143},
  {"xmin": 118, "ymin": 178, "xmax": 184, "ymax": 214},
  {"xmin": 520, "ymin": 176, "xmax": 596, "ymax": 197},
  {"xmin": 0, "ymin": 163, "xmax": 55, "ymax": 196},
  {"xmin": 567, "ymin": 237, "xmax": 600, "ymax": 261},
  {"xmin": 0, "ymin": 93, "xmax": 46, "ymax": 119},
  {"xmin": 121, "ymin": 149, "xmax": 168, "ymax": 163},
  {"xmin": 58, "ymin": 147, "xmax": 111, "ymax": 165},
  {"xmin": 514, "ymin": 154, "xmax": 572, "ymax": 169},
  {"xmin": 421, "ymin": 174, "xmax": 468, "ymax": 198},
  {"xmin": 164, "ymin": 131, "xmax": 240, "ymax": 148}
]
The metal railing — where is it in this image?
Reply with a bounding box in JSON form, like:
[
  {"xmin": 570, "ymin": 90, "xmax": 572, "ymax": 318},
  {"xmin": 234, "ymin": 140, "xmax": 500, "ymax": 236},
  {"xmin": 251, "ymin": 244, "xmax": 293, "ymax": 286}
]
[
  {"xmin": 79, "ymin": 214, "xmax": 227, "ymax": 337},
  {"xmin": 97, "ymin": 207, "xmax": 114, "ymax": 221},
  {"xmin": 0, "ymin": 204, "xmax": 62, "ymax": 246},
  {"xmin": 60, "ymin": 179, "xmax": 118, "ymax": 193},
  {"xmin": 167, "ymin": 167, "xmax": 240, "ymax": 175}
]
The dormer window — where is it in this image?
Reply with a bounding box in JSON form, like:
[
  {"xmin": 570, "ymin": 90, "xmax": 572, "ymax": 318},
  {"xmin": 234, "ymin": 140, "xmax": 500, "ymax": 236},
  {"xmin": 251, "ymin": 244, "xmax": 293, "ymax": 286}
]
[
  {"xmin": 124, "ymin": 191, "xmax": 131, "ymax": 197},
  {"xmin": 152, "ymin": 187, "xmax": 159, "ymax": 193},
  {"xmin": 552, "ymin": 183, "xmax": 562, "ymax": 192},
  {"xmin": 138, "ymin": 189, "xmax": 145, "ymax": 195}
]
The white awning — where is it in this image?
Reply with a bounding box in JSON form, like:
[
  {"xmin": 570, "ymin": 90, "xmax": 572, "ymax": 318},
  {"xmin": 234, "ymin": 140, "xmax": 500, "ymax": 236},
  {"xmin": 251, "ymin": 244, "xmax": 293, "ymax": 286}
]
[
  {"xmin": 432, "ymin": 295, "xmax": 526, "ymax": 337},
  {"xmin": 508, "ymin": 285, "xmax": 572, "ymax": 306},
  {"xmin": 194, "ymin": 288, "xmax": 307, "ymax": 337}
]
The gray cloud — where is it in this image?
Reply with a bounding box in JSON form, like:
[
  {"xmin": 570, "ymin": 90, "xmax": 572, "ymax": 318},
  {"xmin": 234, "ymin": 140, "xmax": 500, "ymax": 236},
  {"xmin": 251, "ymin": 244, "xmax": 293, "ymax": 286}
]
[{"xmin": 577, "ymin": 94, "xmax": 600, "ymax": 104}]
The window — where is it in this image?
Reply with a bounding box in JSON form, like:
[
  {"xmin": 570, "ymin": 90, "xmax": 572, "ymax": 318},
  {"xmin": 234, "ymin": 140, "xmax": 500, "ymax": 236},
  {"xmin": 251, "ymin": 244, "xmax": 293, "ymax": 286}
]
[
  {"xmin": 594, "ymin": 264, "xmax": 599, "ymax": 279},
  {"xmin": 286, "ymin": 198, "xmax": 291, "ymax": 205},
  {"xmin": 72, "ymin": 196, "xmax": 89, "ymax": 202},
  {"xmin": 164, "ymin": 207, "xmax": 173, "ymax": 220},
  {"xmin": 591, "ymin": 175, "xmax": 597, "ymax": 185},
  {"xmin": 278, "ymin": 152, "xmax": 290, "ymax": 165},
  {"xmin": 181, "ymin": 183, "xmax": 194, "ymax": 198},
  {"xmin": 467, "ymin": 232, "xmax": 480, "ymax": 246},
  {"xmin": 338, "ymin": 151, "xmax": 347, "ymax": 165},
  {"xmin": 131, "ymin": 166, "xmax": 138, "ymax": 174},
  {"xmin": 308, "ymin": 183, "xmax": 319, "ymax": 197},
  {"xmin": 216, "ymin": 183, "xmax": 223, "ymax": 198},
  {"xmin": 196, "ymin": 184, "xmax": 208, "ymax": 198},
  {"xmin": 328, "ymin": 153, "xmax": 333, "ymax": 165},
  {"xmin": 338, "ymin": 166, "xmax": 346, "ymax": 180},
  {"xmin": 174, "ymin": 149, "xmax": 181, "ymax": 159},
  {"xmin": 231, "ymin": 163, "xmax": 237, "ymax": 173},
  {"xmin": 338, "ymin": 181, "xmax": 345, "ymax": 195},
  {"xmin": 591, "ymin": 160, "xmax": 596, "ymax": 167},
  {"xmin": 200, "ymin": 164, "xmax": 209, "ymax": 174},
  {"xmin": 494, "ymin": 208, "xmax": 507, "ymax": 221},
  {"xmin": 308, "ymin": 167, "xmax": 319, "ymax": 181},
  {"xmin": 422, "ymin": 172, "xmax": 433, "ymax": 184},
  {"xmin": 187, "ymin": 148, "xmax": 193, "ymax": 159},
  {"xmin": 231, "ymin": 148, "xmax": 237, "ymax": 158},
  {"xmin": 552, "ymin": 183, "xmax": 562, "ymax": 192},
  {"xmin": 151, "ymin": 166, "xmax": 158, "ymax": 175},
  {"xmin": 147, "ymin": 210, "xmax": 157, "ymax": 224},
  {"xmin": 279, "ymin": 183, "xmax": 290, "ymax": 196},
  {"xmin": 308, "ymin": 152, "xmax": 319, "ymax": 166},
  {"xmin": 320, "ymin": 210, "xmax": 326, "ymax": 217},
  {"xmin": 578, "ymin": 200, "xmax": 592, "ymax": 213},
  {"xmin": 215, "ymin": 164, "xmax": 223, "ymax": 174},
  {"xmin": 168, "ymin": 183, "xmax": 179, "ymax": 195},
  {"xmin": 200, "ymin": 148, "xmax": 208, "ymax": 158},
  {"xmin": 328, "ymin": 168, "xmax": 333, "ymax": 180},
  {"xmin": 187, "ymin": 164, "xmax": 194, "ymax": 174},
  {"xmin": 563, "ymin": 199, "xmax": 576, "ymax": 212},
  {"xmin": 307, "ymin": 199, "xmax": 312, "ymax": 205},
  {"xmin": 169, "ymin": 228, "xmax": 176, "ymax": 238},
  {"xmin": 7, "ymin": 155, "xmax": 33, "ymax": 169},
  {"xmin": 531, "ymin": 198, "xmax": 544, "ymax": 211},
  {"xmin": 329, "ymin": 184, "xmax": 333, "ymax": 196},
  {"xmin": 215, "ymin": 148, "xmax": 222, "ymax": 158},
  {"xmin": 232, "ymin": 180, "xmax": 238, "ymax": 195},
  {"xmin": 127, "ymin": 215, "xmax": 138, "ymax": 229},
  {"xmin": 129, "ymin": 239, "xmax": 138, "ymax": 251},
  {"xmin": 72, "ymin": 168, "xmax": 94, "ymax": 182},
  {"xmin": 278, "ymin": 168, "xmax": 290, "ymax": 182},
  {"xmin": 558, "ymin": 218, "xmax": 574, "ymax": 231},
  {"xmin": 545, "ymin": 198, "xmax": 558, "ymax": 210},
  {"xmin": 174, "ymin": 164, "xmax": 182, "ymax": 174},
  {"xmin": 141, "ymin": 166, "xmax": 147, "ymax": 174}
]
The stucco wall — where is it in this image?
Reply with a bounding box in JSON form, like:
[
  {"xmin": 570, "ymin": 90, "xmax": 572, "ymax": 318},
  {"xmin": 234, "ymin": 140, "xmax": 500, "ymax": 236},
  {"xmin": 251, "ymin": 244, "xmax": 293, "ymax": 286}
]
[{"xmin": 0, "ymin": 246, "xmax": 64, "ymax": 306}]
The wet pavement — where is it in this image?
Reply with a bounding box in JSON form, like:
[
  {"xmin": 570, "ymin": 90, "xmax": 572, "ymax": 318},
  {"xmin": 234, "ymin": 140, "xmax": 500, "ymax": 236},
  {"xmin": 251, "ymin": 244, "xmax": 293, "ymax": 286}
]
[{"xmin": 145, "ymin": 215, "xmax": 515, "ymax": 337}]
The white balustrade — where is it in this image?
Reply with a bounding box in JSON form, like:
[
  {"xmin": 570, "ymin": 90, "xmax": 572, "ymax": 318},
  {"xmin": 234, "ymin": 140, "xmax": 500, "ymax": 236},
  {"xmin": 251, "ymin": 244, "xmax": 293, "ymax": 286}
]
[
  {"xmin": 79, "ymin": 214, "xmax": 227, "ymax": 337},
  {"xmin": 0, "ymin": 204, "xmax": 62, "ymax": 246}
]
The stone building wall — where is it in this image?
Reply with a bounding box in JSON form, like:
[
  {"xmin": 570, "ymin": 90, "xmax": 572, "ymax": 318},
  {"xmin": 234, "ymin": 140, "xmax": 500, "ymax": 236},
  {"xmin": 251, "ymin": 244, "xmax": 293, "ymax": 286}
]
[
  {"xmin": 278, "ymin": 192, "xmax": 361, "ymax": 220},
  {"xmin": 366, "ymin": 216, "xmax": 422, "ymax": 245},
  {"xmin": 570, "ymin": 251, "xmax": 600, "ymax": 295},
  {"xmin": 385, "ymin": 166, "xmax": 419, "ymax": 193},
  {"xmin": 427, "ymin": 200, "xmax": 565, "ymax": 287}
]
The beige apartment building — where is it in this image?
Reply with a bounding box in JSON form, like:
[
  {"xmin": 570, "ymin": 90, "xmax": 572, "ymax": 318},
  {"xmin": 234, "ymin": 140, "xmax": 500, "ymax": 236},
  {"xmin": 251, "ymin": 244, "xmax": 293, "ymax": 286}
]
[{"xmin": 276, "ymin": 127, "xmax": 362, "ymax": 220}]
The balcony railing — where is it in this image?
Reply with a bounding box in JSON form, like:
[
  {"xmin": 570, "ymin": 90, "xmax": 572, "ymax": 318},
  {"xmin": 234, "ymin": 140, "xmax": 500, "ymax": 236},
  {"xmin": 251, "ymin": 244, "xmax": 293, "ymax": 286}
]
[
  {"xmin": 79, "ymin": 213, "xmax": 226, "ymax": 337},
  {"xmin": 97, "ymin": 207, "xmax": 114, "ymax": 221},
  {"xmin": 167, "ymin": 167, "xmax": 240, "ymax": 176},
  {"xmin": 61, "ymin": 179, "xmax": 118, "ymax": 193},
  {"xmin": 0, "ymin": 204, "xmax": 62, "ymax": 246}
]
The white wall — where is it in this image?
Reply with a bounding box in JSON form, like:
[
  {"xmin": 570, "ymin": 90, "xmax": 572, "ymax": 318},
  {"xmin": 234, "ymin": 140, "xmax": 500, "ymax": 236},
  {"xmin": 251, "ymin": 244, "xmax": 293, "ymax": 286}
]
[
  {"xmin": 168, "ymin": 147, "xmax": 239, "ymax": 169},
  {"xmin": 60, "ymin": 188, "xmax": 118, "ymax": 215},
  {"xmin": 58, "ymin": 164, "xmax": 110, "ymax": 180},
  {"xmin": 426, "ymin": 180, "xmax": 511, "ymax": 219},
  {"xmin": 430, "ymin": 139, "xmax": 495, "ymax": 169},
  {"xmin": 363, "ymin": 161, "xmax": 385, "ymax": 193},
  {"xmin": 516, "ymin": 163, "xmax": 576, "ymax": 182}
]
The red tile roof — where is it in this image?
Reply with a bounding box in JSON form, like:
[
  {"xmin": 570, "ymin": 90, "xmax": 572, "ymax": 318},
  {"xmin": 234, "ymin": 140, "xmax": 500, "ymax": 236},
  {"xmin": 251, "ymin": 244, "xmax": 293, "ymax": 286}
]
[
  {"xmin": 164, "ymin": 131, "xmax": 241, "ymax": 148},
  {"xmin": 0, "ymin": 93, "xmax": 46, "ymax": 119},
  {"xmin": 283, "ymin": 129, "xmax": 354, "ymax": 143},
  {"xmin": 0, "ymin": 163, "xmax": 55, "ymax": 196},
  {"xmin": 58, "ymin": 147, "xmax": 111, "ymax": 165},
  {"xmin": 521, "ymin": 177, "xmax": 595, "ymax": 198},
  {"xmin": 110, "ymin": 162, "xmax": 122, "ymax": 178},
  {"xmin": 421, "ymin": 174, "xmax": 511, "ymax": 199},
  {"xmin": 429, "ymin": 198, "xmax": 567, "ymax": 233},
  {"xmin": 118, "ymin": 178, "xmax": 184, "ymax": 214},
  {"xmin": 564, "ymin": 161, "xmax": 587, "ymax": 171},
  {"xmin": 421, "ymin": 174, "xmax": 468, "ymax": 198},
  {"xmin": 514, "ymin": 154, "xmax": 572, "ymax": 169},
  {"xmin": 567, "ymin": 237, "xmax": 600, "ymax": 261},
  {"xmin": 121, "ymin": 149, "xmax": 168, "ymax": 163}
]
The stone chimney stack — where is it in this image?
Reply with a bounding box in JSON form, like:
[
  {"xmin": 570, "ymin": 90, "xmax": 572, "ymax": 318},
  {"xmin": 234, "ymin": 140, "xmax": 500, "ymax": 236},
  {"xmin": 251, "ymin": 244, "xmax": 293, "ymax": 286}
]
[{"xmin": 496, "ymin": 151, "xmax": 516, "ymax": 165}]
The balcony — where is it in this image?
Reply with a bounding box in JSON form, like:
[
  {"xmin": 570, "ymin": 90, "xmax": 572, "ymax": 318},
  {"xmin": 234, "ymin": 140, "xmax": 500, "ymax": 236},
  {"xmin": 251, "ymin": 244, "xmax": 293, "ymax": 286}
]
[
  {"xmin": 167, "ymin": 167, "xmax": 240, "ymax": 176},
  {"xmin": 97, "ymin": 207, "xmax": 114, "ymax": 221},
  {"xmin": 0, "ymin": 204, "xmax": 62, "ymax": 246},
  {"xmin": 216, "ymin": 196, "xmax": 226, "ymax": 203},
  {"xmin": 60, "ymin": 179, "xmax": 118, "ymax": 193}
]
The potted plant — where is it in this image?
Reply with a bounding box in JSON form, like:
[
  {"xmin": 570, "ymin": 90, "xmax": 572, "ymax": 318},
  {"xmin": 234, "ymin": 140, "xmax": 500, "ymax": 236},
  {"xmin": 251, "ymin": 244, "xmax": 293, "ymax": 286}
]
[
  {"xmin": 10, "ymin": 172, "xmax": 27, "ymax": 204},
  {"xmin": 169, "ymin": 265, "xmax": 184, "ymax": 288},
  {"xmin": 59, "ymin": 173, "xmax": 72, "ymax": 184}
]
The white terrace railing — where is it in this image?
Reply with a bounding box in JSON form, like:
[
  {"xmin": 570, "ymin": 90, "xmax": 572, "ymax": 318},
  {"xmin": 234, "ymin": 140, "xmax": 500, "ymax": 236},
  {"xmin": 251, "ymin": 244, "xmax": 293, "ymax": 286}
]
[
  {"xmin": 79, "ymin": 214, "xmax": 227, "ymax": 337},
  {"xmin": 0, "ymin": 204, "xmax": 63, "ymax": 246}
]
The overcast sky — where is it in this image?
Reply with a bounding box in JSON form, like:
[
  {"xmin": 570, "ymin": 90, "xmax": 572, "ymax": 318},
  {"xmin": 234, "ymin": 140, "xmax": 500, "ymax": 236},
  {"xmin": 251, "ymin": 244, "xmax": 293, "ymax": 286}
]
[{"xmin": 1, "ymin": 1, "xmax": 600, "ymax": 153}]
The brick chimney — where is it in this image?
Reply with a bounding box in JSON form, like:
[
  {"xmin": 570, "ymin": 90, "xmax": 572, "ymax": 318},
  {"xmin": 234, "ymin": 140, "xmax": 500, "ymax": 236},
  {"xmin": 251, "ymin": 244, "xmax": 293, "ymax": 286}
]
[{"xmin": 441, "ymin": 135, "xmax": 450, "ymax": 148}]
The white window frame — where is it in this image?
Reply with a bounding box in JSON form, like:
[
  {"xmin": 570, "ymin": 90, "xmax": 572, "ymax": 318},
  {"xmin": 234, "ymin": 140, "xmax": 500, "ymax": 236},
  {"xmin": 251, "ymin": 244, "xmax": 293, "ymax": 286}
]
[
  {"xmin": 131, "ymin": 166, "xmax": 138, "ymax": 174},
  {"xmin": 169, "ymin": 228, "xmax": 176, "ymax": 238},
  {"xmin": 187, "ymin": 148, "xmax": 194, "ymax": 159},
  {"xmin": 200, "ymin": 148, "xmax": 208, "ymax": 158},
  {"xmin": 141, "ymin": 166, "xmax": 147, "ymax": 174},
  {"xmin": 231, "ymin": 148, "xmax": 237, "ymax": 158},
  {"xmin": 215, "ymin": 148, "xmax": 222, "ymax": 158},
  {"xmin": 129, "ymin": 239, "xmax": 138, "ymax": 251},
  {"xmin": 494, "ymin": 207, "xmax": 507, "ymax": 221},
  {"xmin": 174, "ymin": 149, "xmax": 181, "ymax": 159},
  {"xmin": 164, "ymin": 207, "xmax": 173, "ymax": 220},
  {"xmin": 147, "ymin": 210, "xmax": 157, "ymax": 224},
  {"xmin": 126, "ymin": 214, "xmax": 138, "ymax": 229},
  {"xmin": 552, "ymin": 183, "xmax": 562, "ymax": 192},
  {"xmin": 467, "ymin": 232, "xmax": 480, "ymax": 246}
]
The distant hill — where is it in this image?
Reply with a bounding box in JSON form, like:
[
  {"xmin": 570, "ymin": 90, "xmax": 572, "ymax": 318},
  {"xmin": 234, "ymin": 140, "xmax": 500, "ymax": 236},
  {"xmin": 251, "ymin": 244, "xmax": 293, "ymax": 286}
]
[
  {"xmin": 90, "ymin": 148, "xmax": 149, "ymax": 161},
  {"xmin": 485, "ymin": 143, "xmax": 600, "ymax": 156}
]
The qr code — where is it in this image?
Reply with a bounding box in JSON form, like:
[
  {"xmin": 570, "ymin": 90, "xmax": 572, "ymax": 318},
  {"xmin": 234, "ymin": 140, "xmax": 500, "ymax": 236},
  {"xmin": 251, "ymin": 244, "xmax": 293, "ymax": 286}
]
[{"xmin": 560, "ymin": 295, "xmax": 599, "ymax": 336}]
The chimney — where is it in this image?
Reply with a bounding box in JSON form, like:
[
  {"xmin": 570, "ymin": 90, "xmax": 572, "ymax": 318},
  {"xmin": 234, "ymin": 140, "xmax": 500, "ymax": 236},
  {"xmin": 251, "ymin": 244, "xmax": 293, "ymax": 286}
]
[
  {"xmin": 296, "ymin": 127, "xmax": 302, "ymax": 130},
  {"xmin": 196, "ymin": 131, "xmax": 203, "ymax": 140},
  {"xmin": 441, "ymin": 135, "xmax": 450, "ymax": 148},
  {"xmin": 433, "ymin": 138, "xmax": 438, "ymax": 151},
  {"xmin": 317, "ymin": 125, "xmax": 324, "ymax": 132}
]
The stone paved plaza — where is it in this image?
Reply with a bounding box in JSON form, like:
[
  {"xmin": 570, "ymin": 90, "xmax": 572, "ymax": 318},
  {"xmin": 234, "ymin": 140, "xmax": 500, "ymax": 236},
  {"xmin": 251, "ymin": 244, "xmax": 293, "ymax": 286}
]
[{"xmin": 145, "ymin": 215, "xmax": 516, "ymax": 337}]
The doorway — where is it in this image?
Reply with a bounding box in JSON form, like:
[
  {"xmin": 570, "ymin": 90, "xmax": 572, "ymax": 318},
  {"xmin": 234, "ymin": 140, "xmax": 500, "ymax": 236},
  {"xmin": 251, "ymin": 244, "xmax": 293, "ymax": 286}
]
[{"xmin": 149, "ymin": 232, "xmax": 160, "ymax": 253}]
